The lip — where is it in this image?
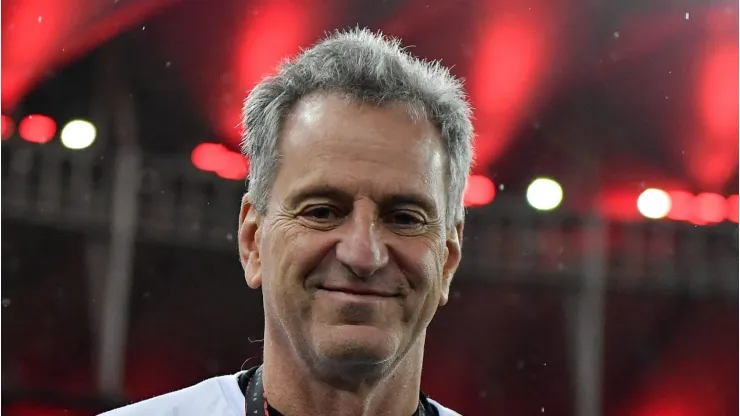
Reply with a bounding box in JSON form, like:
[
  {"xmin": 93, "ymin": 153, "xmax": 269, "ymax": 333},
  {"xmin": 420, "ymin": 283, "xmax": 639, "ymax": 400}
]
[
  {"xmin": 318, "ymin": 289, "xmax": 394, "ymax": 303},
  {"xmin": 318, "ymin": 287, "xmax": 397, "ymax": 298}
]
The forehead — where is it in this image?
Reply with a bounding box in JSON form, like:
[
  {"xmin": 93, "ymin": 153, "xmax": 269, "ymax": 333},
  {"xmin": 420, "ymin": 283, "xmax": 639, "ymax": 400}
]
[{"xmin": 271, "ymin": 93, "xmax": 447, "ymax": 207}]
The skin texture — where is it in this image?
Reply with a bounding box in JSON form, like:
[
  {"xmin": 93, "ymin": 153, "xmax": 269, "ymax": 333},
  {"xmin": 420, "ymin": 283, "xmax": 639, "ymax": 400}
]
[{"xmin": 238, "ymin": 92, "xmax": 463, "ymax": 416}]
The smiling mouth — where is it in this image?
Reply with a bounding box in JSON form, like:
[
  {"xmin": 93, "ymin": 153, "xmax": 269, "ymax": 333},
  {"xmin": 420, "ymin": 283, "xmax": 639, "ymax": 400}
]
[{"xmin": 318, "ymin": 287, "xmax": 397, "ymax": 298}]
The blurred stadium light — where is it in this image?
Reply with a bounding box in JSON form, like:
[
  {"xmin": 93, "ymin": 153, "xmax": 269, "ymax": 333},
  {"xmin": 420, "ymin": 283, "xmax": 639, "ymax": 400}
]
[
  {"xmin": 191, "ymin": 143, "xmax": 248, "ymax": 180},
  {"xmin": 463, "ymin": 174, "xmax": 496, "ymax": 207},
  {"xmin": 2, "ymin": 114, "xmax": 15, "ymax": 140},
  {"xmin": 18, "ymin": 114, "xmax": 56, "ymax": 144},
  {"xmin": 526, "ymin": 177, "xmax": 563, "ymax": 211},
  {"xmin": 637, "ymin": 188, "xmax": 671, "ymax": 219},
  {"xmin": 60, "ymin": 119, "xmax": 97, "ymax": 150}
]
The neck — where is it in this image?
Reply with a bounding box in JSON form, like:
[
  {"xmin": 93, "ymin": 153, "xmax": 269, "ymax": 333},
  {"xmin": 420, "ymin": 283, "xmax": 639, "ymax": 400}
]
[{"xmin": 261, "ymin": 326, "xmax": 425, "ymax": 416}]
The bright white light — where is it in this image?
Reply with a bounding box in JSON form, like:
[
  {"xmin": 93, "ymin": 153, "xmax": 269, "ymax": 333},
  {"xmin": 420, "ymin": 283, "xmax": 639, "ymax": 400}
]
[
  {"xmin": 637, "ymin": 188, "xmax": 672, "ymax": 219},
  {"xmin": 526, "ymin": 177, "xmax": 563, "ymax": 211},
  {"xmin": 60, "ymin": 119, "xmax": 96, "ymax": 150}
]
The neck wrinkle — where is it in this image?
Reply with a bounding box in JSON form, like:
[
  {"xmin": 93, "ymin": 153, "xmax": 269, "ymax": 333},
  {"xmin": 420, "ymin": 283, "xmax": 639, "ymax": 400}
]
[{"xmin": 260, "ymin": 324, "xmax": 425, "ymax": 416}]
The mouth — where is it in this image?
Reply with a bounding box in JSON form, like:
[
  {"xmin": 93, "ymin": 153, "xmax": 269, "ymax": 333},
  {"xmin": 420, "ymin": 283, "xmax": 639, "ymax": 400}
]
[{"xmin": 318, "ymin": 286, "xmax": 398, "ymax": 298}]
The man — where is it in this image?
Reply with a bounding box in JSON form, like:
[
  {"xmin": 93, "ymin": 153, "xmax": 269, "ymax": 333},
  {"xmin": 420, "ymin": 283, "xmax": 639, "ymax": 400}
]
[{"xmin": 102, "ymin": 27, "xmax": 473, "ymax": 416}]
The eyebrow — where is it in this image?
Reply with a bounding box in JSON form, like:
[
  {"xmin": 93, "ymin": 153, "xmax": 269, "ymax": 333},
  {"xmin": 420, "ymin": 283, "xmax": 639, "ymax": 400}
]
[
  {"xmin": 285, "ymin": 185, "xmax": 354, "ymax": 209},
  {"xmin": 380, "ymin": 194, "xmax": 439, "ymax": 217},
  {"xmin": 284, "ymin": 184, "xmax": 439, "ymax": 217}
]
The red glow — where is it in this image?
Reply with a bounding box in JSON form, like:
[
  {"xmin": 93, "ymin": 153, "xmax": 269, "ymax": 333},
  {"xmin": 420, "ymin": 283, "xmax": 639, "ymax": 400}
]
[
  {"xmin": 2, "ymin": 0, "xmax": 177, "ymax": 110},
  {"xmin": 472, "ymin": 18, "xmax": 543, "ymax": 172},
  {"xmin": 191, "ymin": 143, "xmax": 228, "ymax": 172},
  {"xmin": 667, "ymin": 191, "xmax": 694, "ymax": 221},
  {"xmin": 463, "ymin": 175, "xmax": 495, "ymax": 207},
  {"xmin": 693, "ymin": 192, "xmax": 725, "ymax": 224},
  {"xmin": 2, "ymin": 114, "xmax": 15, "ymax": 140},
  {"xmin": 623, "ymin": 307, "xmax": 737, "ymax": 416},
  {"xmin": 631, "ymin": 400, "xmax": 701, "ymax": 416},
  {"xmin": 223, "ymin": 0, "xmax": 316, "ymax": 144},
  {"xmin": 191, "ymin": 142, "xmax": 248, "ymax": 180},
  {"xmin": 469, "ymin": 2, "xmax": 559, "ymax": 173},
  {"xmin": 597, "ymin": 189, "xmax": 641, "ymax": 221},
  {"xmin": 687, "ymin": 217, "xmax": 707, "ymax": 226},
  {"xmin": 236, "ymin": 2, "xmax": 306, "ymax": 87},
  {"xmin": 215, "ymin": 151, "xmax": 248, "ymax": 180},
  {"xmin": 726, "ymin": 195, "xmax": 738, "ymax": 223},
  {"xmin": 687, "ymin": 19, "xmax": 739, "ymax": 190},
  {"xmin": 18, "ymin": 114, "xmax": 56, "ymax": 143},
  {"xmin": 1, "ymin": 0, "xmax": 69, "ymax": 109},
  {"xmin": 700, "ymin": 43, "xmax": 739, "ymax": 138}
]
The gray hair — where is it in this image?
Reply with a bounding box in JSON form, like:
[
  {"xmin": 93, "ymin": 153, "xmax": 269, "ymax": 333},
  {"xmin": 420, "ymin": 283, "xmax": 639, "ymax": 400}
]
[{"xmin": 241, "ymin": 27, "xmax": 474, "ymax": 227}]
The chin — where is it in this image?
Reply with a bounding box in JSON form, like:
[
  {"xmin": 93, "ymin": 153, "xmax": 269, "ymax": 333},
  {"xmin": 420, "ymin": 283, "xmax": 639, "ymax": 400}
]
[{"xmin": 310, "ymin": 325, "xmax": 400, "ymax": 376}]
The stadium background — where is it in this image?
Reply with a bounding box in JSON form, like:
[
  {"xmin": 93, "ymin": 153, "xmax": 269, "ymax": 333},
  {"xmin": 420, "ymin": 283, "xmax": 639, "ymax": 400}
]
[{"xmin": 2, "ymin": 0, "xmax": 738, "ymax": 415}]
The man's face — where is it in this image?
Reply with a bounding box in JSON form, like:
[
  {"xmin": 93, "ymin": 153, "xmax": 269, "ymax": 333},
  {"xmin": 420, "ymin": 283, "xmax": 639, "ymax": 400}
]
[{"xmin": 239, "ymin": 93, "xmax": 462, "ymax": 374}]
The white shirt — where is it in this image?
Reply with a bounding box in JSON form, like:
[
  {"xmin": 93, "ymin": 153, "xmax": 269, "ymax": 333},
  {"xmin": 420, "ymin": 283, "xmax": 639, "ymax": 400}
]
[{"xmin": 99, "ymin": 372, "xmax": 461, "ymax": 416}]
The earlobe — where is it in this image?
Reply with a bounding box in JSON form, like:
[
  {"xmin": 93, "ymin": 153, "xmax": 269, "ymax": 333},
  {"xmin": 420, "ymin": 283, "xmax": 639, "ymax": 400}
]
[
  {"xmin": 238, "ymin": 193, "xmax": 263, "ymax": 289},
  {"xmin": 439, "ymin": 222, "xmax": 463, "ymax": 306}
]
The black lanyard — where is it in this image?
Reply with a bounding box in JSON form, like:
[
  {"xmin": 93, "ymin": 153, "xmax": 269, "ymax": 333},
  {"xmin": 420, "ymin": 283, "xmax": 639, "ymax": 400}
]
[{"xmin": 239, "ymin": 365, "xmax": 434, "ymax": 416}]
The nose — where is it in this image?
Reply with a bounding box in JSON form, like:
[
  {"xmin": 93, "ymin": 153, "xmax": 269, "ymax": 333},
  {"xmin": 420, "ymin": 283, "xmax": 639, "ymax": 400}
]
[{"xmin": 335, "ymin": 203, "xmax": 389, "ymax": 278}]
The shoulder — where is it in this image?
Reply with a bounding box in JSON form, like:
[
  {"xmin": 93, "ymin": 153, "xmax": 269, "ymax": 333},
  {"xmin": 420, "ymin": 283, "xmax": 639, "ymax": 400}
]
[
  {"xmin": 98, "ymin": 373, "xmax": 245, "ymax": 416},
  {"xmin": 428, "ymin": 398, "xmax": 463, "ymax": 416}
]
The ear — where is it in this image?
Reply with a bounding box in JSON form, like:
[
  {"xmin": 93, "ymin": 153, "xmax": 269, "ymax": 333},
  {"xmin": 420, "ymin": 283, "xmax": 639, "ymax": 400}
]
[
  {"xmin": 439, "ymin": 221, "xmax": 463, "ymax": 306},
  {"xmin": 238, "ymin": 193, "xmax": 263, "ymax": 289}
]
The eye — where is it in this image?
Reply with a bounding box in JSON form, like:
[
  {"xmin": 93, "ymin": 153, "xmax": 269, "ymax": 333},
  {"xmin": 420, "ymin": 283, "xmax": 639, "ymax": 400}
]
[
  {"xmin": 300, "ymin": 205, "xmax": 342, "ymax": 222},
  {"xmin": 385, "ymin": 211, "xmax": 426, "ymax": 228}
]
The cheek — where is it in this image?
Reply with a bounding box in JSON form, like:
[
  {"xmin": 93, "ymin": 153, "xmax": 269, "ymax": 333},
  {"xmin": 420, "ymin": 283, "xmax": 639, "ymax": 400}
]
[
  {"xmin": 259, "ymin": 225, "xmax": 315, "ymax": 331},
  {"xmin": 261, "ymin": 221, "xmax": 331, "ymax": 291},
  {"xmin": 398, "ymin": 238, "xmax": 446, "ymax": 290},
  {"xmin": 416, "ymin": 246, "xmax": 446, "ymax": 320},
  {"xmin": 394, "ymin": 240, "xmax": 446, "ymax": 327}
]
